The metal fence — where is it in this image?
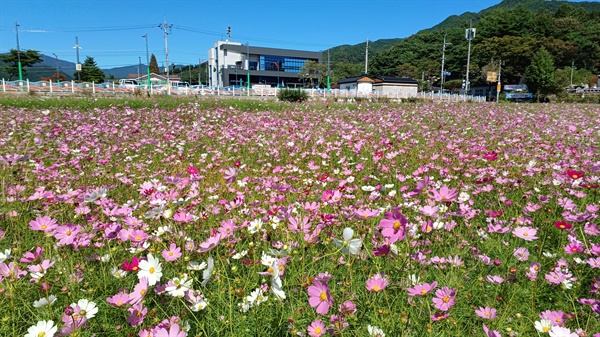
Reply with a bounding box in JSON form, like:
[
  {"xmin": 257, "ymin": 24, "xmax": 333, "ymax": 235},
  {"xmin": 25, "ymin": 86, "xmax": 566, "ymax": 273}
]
[{"xmin": 1, "ymin": 79, "xmax": 487, "ymax": 102}]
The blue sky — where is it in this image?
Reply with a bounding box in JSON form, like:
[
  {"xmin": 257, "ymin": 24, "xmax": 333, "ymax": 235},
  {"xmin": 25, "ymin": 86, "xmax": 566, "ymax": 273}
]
[{"xmin": 3, "ymin": 0, "xmax": 509, "ymax": 69}]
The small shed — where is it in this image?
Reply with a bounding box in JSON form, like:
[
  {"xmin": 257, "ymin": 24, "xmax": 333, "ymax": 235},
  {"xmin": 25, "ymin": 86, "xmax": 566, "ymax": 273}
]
[
  {"xmin": 372, "ymin": 76, "xmax": 418, "ymax": 95},
  {"xmin": 338, "ymin": 75, "xmax": 375, "ymax": 93}
]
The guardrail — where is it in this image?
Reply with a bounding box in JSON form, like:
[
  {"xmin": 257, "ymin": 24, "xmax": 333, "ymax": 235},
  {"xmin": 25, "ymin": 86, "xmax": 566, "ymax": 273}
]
[{"xmin": 1, "ymin": 79, "xmax": 486, "ymax": 102}]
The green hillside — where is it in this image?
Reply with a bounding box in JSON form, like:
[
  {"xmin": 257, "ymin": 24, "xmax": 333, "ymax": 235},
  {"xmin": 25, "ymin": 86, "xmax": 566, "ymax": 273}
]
[{"xmin": 330, "ymin": 0, "xmax": 600, "ymax": 88}]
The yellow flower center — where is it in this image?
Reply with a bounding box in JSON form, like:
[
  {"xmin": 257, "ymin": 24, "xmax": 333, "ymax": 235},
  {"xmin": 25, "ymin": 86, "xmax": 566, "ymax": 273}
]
[
  {"xmin": 421, "ymin": 289, "xmax": 427, "ymax": 295},
  {"xmin": 442, "ymin": 296, "xmax": 449, "ymax": 303},
  {"xmin": 135, "ymin": 235, "xmax": 142, "ymax": 241},
  {"xmin": 319, "ymin": 292, "xmax": 327, "ymax": 301},
  {"xmin": 169, "ymin": 252, "xmax": 173, "ymax": 256},
  {"xmin": 523, "ymin": 232, "xmax": 528, "ymax": 236},
  {"xmin": 543, "ymin": 326, "xmax": 550, "ymax": 332},
  {"xmin": 116, "ymin": 301, "xmax": 123, "ymax": 306},
  {"xmin": 149, "ymin": 267, "xmax": 155, "ymax": 274},
  {"xmin": 373, "ymin": 285, "xmax": 381, "ymax": 291},
  {"xmin": 66, "ymin": 230, "xmax": 72, "ymax": 236},
  {"xmin": 393, "ymin": 221, "xmax": 401, "ymax": 230},
  {"xmin": 80, "ymin": 310, "xmax": 87, "ymax": 316},
  {"xmin": 41, "ymin": 225, "xmax": 47, "ymax": 229},
  {"xmin": 38, "ymin": 332, "xmax": 46, "ymax": 337},
  {"xmin": 140, "ymin": 289, "xmax": 147, "ymax": 296},
  {"xmin": 314, "ymin": 327, "xmax": 321, "ymax": 334},
  {"xmin": 267, "ymin": 267, "xmax": 274, "ymax": 273}
]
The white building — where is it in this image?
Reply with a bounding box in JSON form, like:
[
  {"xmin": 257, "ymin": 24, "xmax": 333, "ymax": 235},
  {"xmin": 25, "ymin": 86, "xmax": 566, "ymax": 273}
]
[
  {"xmin": 208, "ymin": 40, "xmax": 322, "ymax": 88},
  {"xmin": 338, "ymin": 75, "xmax": 418, "ymax": 95}
]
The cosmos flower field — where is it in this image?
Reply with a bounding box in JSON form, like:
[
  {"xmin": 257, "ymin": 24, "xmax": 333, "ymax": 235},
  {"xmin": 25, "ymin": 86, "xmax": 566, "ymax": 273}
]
[{"xmin": 0, "ymin": 98, "xmax": 599, "ymax": 337}]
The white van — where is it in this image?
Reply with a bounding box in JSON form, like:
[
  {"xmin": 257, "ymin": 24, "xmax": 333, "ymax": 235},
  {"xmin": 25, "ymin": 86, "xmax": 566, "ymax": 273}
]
[
  {"xmin": 120, "ymin": 79, "xmax": 139, "ymax": 88},
  {"xmin": 171, "ymin": 81, "xmax": 190, "ymax": 89}
]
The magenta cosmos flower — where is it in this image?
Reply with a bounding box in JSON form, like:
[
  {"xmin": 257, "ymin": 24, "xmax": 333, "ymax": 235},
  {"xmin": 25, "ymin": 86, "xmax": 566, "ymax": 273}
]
[
  {"xmin": 475, "ymin": 306, "xmax": 498, "ymax": 320},
  {"xmin": 407, "ymin": 281, "xmax": 438, "ymax": 297},
  {"xmin": 308, "ymin": 280, "xmax": 334, "ymax": 315},
  {"xmin": 366, "ymin": 274, "xmax": 389, "ymax": 292},
  {"xmin": 378, "ymin": 207, "xmax": 407, "ymax": 243},
  {"xmin": 432, "ymin": 286, "xmax": 456, "ymax": 311}
]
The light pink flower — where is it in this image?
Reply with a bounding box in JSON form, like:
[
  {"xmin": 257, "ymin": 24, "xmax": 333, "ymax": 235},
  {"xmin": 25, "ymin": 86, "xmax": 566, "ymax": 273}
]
[{"xmin": 162, "ymin": 243, "xmax": 182, "ymax": 262}]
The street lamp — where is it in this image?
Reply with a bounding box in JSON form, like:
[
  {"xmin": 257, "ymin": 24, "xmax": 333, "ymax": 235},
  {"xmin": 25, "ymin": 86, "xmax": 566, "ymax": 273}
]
[{"xmin": 52, "ymin": 53, "xmax": 60, "ymax": 83}]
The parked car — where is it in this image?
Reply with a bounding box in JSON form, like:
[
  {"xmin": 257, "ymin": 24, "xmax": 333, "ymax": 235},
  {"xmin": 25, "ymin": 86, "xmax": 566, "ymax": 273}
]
[{"xmin": 120, "ymin": 79, "xmax": 139, "ymax": 88}]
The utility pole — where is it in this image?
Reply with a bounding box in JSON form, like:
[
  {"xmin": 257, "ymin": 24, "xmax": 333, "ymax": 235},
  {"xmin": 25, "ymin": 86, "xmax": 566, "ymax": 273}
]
[
  {"xmin": 159, "ymin": 19, "xmax": 173, "ymax": 94},
  {"xmin": 199, "ymin": 58, "xmax": 202, "ymax": 86},
  {"xmin": 496, "ymin": 60, "xmax": 503, "ymax": 103},
  {"xmin": 465, "ymin": 21, "xmax": 475, "ymax": 94},
  {"xmin": 440, "ymin": 34, "xmax": 452, "ymax": 92},
  {"xmin": 570, "ymin": 61, "xmax": 575, "ymax": 88},
  {"xmin": 138, "ymin": 57, "xmax": 141, "ymax": 80},
  {"xmin": 365, "ymin": 38, "xmax": 369, "ymax": 75},
  {"xmin": 74, "ymin": 36, "xmax": 81, "ymax": 82},
  {"xmin": 52, "ymin": 53, "xmax": 60, "ymax": 83},
  {"xmin": 15, "ymin": 22, "xmax": 23, "ymax": 82},
  {"xmin": 327, "ymin": 49, "xmax": 330, "ymax": 90},
  {"xmin": 247, "ymin": 42, "xmax": 250, "ymax": 96},
  {"xmin": 143, "ymin": 33, "xmax": 150, "ymax": 92}
]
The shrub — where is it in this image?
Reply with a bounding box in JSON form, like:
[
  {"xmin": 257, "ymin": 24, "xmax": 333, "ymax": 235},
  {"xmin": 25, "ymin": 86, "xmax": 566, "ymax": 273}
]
[{"xmin": 277, "ymin": 88, "xmax": 308, "ymax": 102}]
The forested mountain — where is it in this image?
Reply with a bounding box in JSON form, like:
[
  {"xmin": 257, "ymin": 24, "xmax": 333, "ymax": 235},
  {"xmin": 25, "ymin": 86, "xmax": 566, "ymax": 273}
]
[{"xmin": 333, "ymin": 0, "xmax": 600, "ymax": 88}]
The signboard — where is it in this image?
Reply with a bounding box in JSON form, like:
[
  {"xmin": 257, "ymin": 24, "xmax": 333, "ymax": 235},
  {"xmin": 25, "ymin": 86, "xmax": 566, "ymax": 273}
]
[
  {"xmin": 504, "ymin": 84, "xmax": 528, "ymax": 92},
  {"xmin": 497, "ymin": 83, "xmax": 501, "ymax": 91},
  {"xmin": 486, "ymin": 72, "xmax": 498, "ymax": 82},
  {"xmin": 76, "ymin": 64, "xmax": 82, "ymax": 71},
  {"xmin": 506, "ymin": 93, "xmax": 533, "ymax": 99}
]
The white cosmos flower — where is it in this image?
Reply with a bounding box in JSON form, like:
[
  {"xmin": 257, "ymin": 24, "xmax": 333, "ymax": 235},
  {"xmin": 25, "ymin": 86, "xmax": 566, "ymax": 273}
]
[
  {"xmin": 271, "ymin": 266, "xmax": 286, "ymax": 300},
  {"xmin": 25, "ymin": 320, "xmax": 58, "ymax": 337},
  {"xmin": 166, "ymin": 274, "xmax": 193, "ymax": 298},
  {"xmin": 0, "ymin": 248, "xmax": 11, "ymax": 263},
  {"xmin": 201, "ymin": 256, "xmax": 214, "ymax": 287},
  {"xmin": 33, "ymin": 295, "xmax": 57, "ymax": 308},
  {"xmin": 248, "ymin": 219, "xmax": 263, "ymax": 234},
  {"xmin": 71, "ymin": 299, "xmax": 98, "ymax": 319},
  {"xmin": 361, "ymin": 185, "xmax": 376, "ymax": 192},
  {"xmin": 138, "ymin": 254, "xmax": 163, "ymax": 286},
  {"xmin": 333, "ymin": 227, "xmax": 362, "ymax": 255},
  {"xmin": 367, "ymin": 325, "xmax": 385, "ymax": 337},
  {"xmin": 187, "ymin": 261, "xmax": 207, "ymax": 271},
  {"xmin": 534, "ymin": 319, "xmax": 552, "ymax": 333},
  {"xmin": 111, "ymin": 266, "xmax": 128, "ymax": 279},
  {"xmin": 232, "ymin": 250, "xmax": 248, "ymax": 259}
]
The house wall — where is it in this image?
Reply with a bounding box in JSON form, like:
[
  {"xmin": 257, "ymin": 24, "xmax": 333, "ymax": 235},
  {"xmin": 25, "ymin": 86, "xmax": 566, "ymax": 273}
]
[
  {"xmin": 357, "ymin": 82, "xmax": 373, "ymax": 93},
  {"xmin": 373, "ymin": 83, "xmax": 418, "ymax": 95}
]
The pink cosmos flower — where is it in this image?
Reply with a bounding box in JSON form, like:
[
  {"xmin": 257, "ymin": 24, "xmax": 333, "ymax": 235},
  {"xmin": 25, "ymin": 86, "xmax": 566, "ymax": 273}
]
[
  {"xmin": 122, "ymin": 257, "xmax": 143, "ymax": 272},
  {"xmin": 54, "ymin": 225, "xmax": 81, "ymax": 246},
  {"xmin": 308, "ymin": 280, "xmax": 334, "ymax": 315},
  {"xmin": 432, "ymin": 286, "xmax": 456, "ymax": 311},
  {"xmin": 431, "ymin": 311, "xmax": 450, "ymax": 321},
  {"xmin": 513, "ymin": 247, "xmax": 530, "ymax": 261},
  {"xmin": 540, "ymin": 310, "xmax": 566, "ymax": 326},
  {"xmin": 564, "ymin": 241, "xmax": 583, "ymax": 255},
  {"xmin": 198, "ymin": 234, "xmax": 221, "ymax": 253},
  {"xmin": 419, "ymin": 205, "xmax": 439, "ymax": 218},
  {"xmin": 338, "ymin": 301, "xmax": 357, "ymax": 315},
  {"xmin": 128, "ymin": 277, "xmax": 149, "ymax": 305},
  {"xmin": 366, "ymin": 274, "xmax": 389, "ymax": 292},
  {"xmin": 21, "ymin": 246, "xmax": 43, "ymax": 263},
  {"xmin": 307, "ymin": 319, "xmax": 326, "ymax": 337},
  {"xmin": 173, "ymin": 212, "xmax": 193, "ymax": 223},
  {"xmin": 483, "ymin": 324, "xmax": 502, "ymax": 337},
  {"xmin": 154, "ymin": 323, "xmax": 185, "ymax": 337},
  {"xmin": 407, "ymin": 281, "xmax": 438, "ymax": 297},
  {"xmin": 162, "ymin": 243, "xmax": 182, "ymax": 262},
  {"xmin": 106, "ymin": 292, "xmax": 130, "ymax": 307},
  {"xmin": 475, "ymin": 306, "xmax": 498, "ymax": 320},
  {"xmin": 428, "ymin": 185, "xmax": 458, "ymax": 203},
  {"xmin": 483, "ymin": 151, "xmax": 498, "ymax": 161},
  {"xmin": 512, "ymin": 226, "xmax": 538, "ymax": 241},
  {"xmin": 223, "ymin": 167, "xmax": 238, "ymax": 183},
  {"xmin": 126, "ymin": 302, "xmax": 147, "ymax": 327},
  {"xmin": 29, "ymin": 216, "xmax": 58, "ymax": 232}
]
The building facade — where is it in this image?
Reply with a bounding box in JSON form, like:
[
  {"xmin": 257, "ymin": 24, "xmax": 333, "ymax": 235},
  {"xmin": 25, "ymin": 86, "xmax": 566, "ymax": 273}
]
[
  {"xmin": 338, "ymin": 75, "xmax": 419, "ymax": 95},
  {"xmin": 208, "ymin": 41, "xmax": 322, "ymax": 88}
]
